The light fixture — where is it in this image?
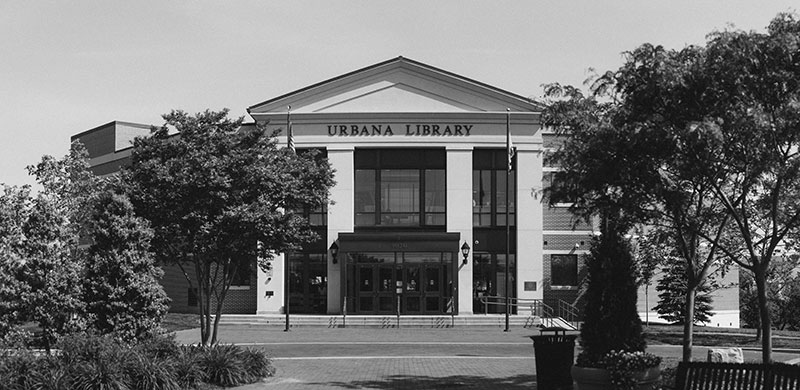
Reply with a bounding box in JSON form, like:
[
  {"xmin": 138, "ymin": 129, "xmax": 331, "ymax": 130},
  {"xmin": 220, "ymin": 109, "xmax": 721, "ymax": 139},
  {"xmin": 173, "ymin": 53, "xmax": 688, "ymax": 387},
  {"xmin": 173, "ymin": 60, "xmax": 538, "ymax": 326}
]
[
  {"xmin": 461, "ymin": 242, "xmax": 471, "ymax": 265},
  {"xmin": 330, "ymin": 241, "xmax": 339, "ymax": 264}
]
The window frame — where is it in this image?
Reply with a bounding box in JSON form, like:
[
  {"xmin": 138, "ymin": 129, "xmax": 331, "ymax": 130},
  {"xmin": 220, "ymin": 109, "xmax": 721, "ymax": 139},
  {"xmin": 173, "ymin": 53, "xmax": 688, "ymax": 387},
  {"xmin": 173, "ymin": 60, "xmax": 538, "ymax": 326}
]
[
  {"xmin": 550, "ymin": 254, "xmax": 579, "ymax": 288},
  {"xmin": 354, "ymin": 149, "xmax": 446, "ymax": 230}
]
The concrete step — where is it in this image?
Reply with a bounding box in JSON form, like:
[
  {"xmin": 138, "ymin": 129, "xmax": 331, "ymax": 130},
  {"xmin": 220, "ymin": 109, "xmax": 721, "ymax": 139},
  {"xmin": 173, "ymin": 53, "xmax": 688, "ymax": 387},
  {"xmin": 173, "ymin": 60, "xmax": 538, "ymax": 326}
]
[{"xmin": 216, "ymin": 314, "xmax": 572, "ymax": 329}]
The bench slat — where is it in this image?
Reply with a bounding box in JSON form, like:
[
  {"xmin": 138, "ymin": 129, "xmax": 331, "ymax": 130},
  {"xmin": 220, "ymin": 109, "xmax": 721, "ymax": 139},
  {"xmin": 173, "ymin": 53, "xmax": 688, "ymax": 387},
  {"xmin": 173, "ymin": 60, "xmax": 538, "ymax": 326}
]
[{"xmin": 676, "ymin": 361, "xmax": 800, "ymax": 390}]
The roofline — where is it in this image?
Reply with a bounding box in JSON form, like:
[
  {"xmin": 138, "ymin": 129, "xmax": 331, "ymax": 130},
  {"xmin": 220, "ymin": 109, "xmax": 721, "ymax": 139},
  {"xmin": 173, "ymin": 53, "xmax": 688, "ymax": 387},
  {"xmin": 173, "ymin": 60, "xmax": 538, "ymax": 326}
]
[
  {"xmin": 247, "ymin": 57, "xmax": 403, "ymax": 113},
  {"xmin": 247, "ymin": 56, "xmax": 544, "ymax": 113},
  {"xmin": 71, "ymin": 120, "xmax": 153, "ymax": 141}
]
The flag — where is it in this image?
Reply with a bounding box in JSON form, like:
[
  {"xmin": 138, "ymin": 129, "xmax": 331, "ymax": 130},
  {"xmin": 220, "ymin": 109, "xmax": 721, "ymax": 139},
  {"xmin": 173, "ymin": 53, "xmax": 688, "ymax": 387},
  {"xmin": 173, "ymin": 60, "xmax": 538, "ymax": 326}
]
[
  {"xmin": 507, "ymin": 109, "xmax": 514, "ymax": 171},
  {"xmin": 287, "ymin": 106, "xmax": 295, "ymax": 154}
]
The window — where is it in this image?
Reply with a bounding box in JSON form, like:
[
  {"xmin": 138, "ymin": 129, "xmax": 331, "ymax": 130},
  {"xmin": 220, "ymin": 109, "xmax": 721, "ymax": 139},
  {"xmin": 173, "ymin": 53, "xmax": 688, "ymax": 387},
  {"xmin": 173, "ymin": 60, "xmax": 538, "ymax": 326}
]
[
  {"xmin": 550, "ymin": 254, "xmax": 578, "ymax": 287},
  {"xmin": 297, "ymin": 148, "xmax": 328, "ymax": 226},
  {"xmin": 230, "ymin": 256, "xmax": 253, "ymax": 288},
  {"xmin": 472, "ymin": 252, "xmax": 517, "ymax": 314},
  {"xmin": 354, "ymin": 149, "xmax": 445, "ymax": 228},
  {"xmin": 473, "ymin": 150, "xmax": 515, "ymax": 227},
  {"xmin": 289, "ymin": 253, "xmax": 328, "ymax": 314},
  {"xmin": 380, "ymin": 169, "xmax": 419, "ymax": 225},
  {"xmin": 188, "ymin": 288, "xmax": 198, "ymax": 307}
]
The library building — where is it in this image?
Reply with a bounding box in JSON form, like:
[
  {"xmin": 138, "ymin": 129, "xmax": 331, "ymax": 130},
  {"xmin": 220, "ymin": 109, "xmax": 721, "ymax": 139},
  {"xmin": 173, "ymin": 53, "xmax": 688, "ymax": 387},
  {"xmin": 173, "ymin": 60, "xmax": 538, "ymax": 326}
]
[{"xmin": 72, "ymin": 57, "xmax": 739, "ymax": 326}]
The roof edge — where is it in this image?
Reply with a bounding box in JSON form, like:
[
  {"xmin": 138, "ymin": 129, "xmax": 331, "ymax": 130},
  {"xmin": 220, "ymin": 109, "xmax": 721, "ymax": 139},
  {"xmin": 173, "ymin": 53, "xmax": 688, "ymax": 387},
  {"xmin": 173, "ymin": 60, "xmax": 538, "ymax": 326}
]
[
  {"xmin": 71, "ymin": 120, "xmax": 153, "ymax": 141},
  {"xmin": 247, "ymin": 56, "xmax": 544, "ymax": 113}
]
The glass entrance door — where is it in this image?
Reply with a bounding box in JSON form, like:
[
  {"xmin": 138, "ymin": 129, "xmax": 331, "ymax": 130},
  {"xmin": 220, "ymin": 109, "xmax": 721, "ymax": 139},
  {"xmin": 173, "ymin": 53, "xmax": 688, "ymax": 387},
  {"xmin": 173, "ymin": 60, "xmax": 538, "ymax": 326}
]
[{"xmin": 348, "ymin": 252, "xmax": 454, "ymax": 315}]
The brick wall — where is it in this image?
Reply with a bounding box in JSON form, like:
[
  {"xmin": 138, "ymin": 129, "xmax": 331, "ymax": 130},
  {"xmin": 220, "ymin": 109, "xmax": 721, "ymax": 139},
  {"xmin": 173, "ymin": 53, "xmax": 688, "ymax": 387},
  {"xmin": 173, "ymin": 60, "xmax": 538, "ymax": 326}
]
[
  {"xmin": 161, "ymin": 263, "xmax": 257, "ymax": 314},
  {"xmin": 542, "ymin": 254, "xmax": 587, "ymax": 315}
]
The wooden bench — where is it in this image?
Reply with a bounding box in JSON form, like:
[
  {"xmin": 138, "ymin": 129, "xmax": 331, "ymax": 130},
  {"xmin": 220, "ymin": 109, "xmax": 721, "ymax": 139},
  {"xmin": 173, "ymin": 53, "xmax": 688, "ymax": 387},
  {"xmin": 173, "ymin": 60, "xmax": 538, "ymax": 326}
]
[{"xmin": 675, "ymin": 361, "xmax": 800, "ymax": 389}]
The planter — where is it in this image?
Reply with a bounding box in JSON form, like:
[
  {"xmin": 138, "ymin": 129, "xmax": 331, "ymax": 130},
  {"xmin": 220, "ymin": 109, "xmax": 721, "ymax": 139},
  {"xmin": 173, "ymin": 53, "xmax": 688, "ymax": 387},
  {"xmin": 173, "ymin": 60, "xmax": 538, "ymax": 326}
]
[{"xmin": 572, "ymin": 365, "xmax": 661, "ymax": 390}]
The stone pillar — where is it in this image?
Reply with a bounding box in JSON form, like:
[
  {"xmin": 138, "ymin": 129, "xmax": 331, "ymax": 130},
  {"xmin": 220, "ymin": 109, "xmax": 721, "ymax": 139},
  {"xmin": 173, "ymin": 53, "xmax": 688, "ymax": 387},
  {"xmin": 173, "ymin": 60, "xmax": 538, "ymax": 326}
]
[
  {"xmin": 516, "ymin": 142, "xmax": 544, "ymax": 302},
  {"xmin": 257, "ymin": 253, "xmax": 284, "ymax": 314},
  {"xmin": 326, "ymin": 147, "xmax": 355, "ymax": 314},
  {"xmin": 447, "ymin": 146, "xmax": 474, "ymax": 314}
]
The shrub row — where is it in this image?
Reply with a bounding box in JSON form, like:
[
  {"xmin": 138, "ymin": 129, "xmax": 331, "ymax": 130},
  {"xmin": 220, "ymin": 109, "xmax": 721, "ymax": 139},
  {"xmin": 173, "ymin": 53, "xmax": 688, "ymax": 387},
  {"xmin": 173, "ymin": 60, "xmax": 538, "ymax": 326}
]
[{"xmin": 0, "ymin": 333, "xmax": 275, "ymax": 390}]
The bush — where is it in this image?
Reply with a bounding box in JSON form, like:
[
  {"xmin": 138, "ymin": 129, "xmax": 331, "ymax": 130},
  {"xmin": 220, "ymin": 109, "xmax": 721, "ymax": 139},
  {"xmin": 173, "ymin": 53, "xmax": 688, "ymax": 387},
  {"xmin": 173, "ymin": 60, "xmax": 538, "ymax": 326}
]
[
  {"xmin": 0, "ymin": 334, "xmax": 275, "ymax": 389},
  {"xmin": 172, "ymin": 346, "xmax": 207, "ymax": 389},
  {"xmin": 201, "ymin": 345, "xmax": 250, "ymax": 387},
  {"xmin": 0, "ymin": 349, "xmax": 39, "ymax": 390},
  {"xmin": 133, "ymin": 332, "xmax": 180, "ymax": 359},
  {"xmin": 240, "ymin": 348, "xmax": 277, "ymax": 379},
  {"xmin": 126, "ymin": 353, "xmax": 180, "ymax": 390},
  {"xmin": 198, "ymin": 344, "xmax": 275, "ymax": 387}
]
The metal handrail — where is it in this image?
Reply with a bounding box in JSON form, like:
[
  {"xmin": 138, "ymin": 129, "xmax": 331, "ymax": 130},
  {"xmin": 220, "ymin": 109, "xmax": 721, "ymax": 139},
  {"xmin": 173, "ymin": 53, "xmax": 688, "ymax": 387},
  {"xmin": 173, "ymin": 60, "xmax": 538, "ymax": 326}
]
[
  {"xmin": 477, "ymin": 296, "xmax": 554, "ymax": 318},
  {"xmin": 557, "ymin": 299, "xmax": 580, "ymax": 329}
]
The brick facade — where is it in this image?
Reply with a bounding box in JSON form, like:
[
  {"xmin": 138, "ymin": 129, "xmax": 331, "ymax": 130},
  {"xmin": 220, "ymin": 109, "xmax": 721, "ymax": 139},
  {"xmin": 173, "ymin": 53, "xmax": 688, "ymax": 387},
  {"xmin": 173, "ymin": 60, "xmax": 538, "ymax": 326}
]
[{"xmin": 161, "ymin": 264, "xmax": 258, "ymax": 315}]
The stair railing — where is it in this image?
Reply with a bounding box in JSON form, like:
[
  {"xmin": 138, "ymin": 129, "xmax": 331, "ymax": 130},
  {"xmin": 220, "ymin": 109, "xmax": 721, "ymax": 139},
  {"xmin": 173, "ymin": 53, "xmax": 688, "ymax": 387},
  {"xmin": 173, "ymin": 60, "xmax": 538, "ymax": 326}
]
[
  {"xmin": 477, "ymin": 296, "xmax": 554, "ymax": 326},
  {"xmin": 557, "ymin": 299, "xmax": 581, "ymax": 330}
]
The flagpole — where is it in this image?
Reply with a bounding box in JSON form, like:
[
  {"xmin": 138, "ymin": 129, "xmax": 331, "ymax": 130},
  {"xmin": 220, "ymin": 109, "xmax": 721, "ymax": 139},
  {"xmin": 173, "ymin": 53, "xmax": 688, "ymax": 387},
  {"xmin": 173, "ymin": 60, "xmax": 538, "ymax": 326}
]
[
  {"xmin": 285, "ymin": 105, "xmax": 293, "ymax": 332},
  {"xmin": 505, "ymin": 108, "xmax": 511, "ymax": 332}
]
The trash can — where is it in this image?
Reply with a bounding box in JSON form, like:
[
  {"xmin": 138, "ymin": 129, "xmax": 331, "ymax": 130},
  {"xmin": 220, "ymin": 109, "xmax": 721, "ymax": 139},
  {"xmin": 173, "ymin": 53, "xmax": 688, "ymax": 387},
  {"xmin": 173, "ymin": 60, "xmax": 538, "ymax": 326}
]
[{"xmin": 531, "ymin": 327, "xmax": 576, "ymax": 390}]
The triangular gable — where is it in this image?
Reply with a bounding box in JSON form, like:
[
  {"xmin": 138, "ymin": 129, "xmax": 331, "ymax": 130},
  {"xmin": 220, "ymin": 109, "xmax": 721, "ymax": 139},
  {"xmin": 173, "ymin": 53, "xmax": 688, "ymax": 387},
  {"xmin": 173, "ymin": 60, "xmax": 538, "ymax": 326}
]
[{"xmin": 247, "ymin": 57, "xmax": 542, "ymax": 115}]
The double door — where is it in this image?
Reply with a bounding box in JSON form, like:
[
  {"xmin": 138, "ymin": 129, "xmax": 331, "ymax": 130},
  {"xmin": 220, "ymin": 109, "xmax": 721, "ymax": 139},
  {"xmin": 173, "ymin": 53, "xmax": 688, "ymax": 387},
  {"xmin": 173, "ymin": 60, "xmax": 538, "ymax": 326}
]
[{"xmin": 355, "ymin": 261, "xmax": 448, "ymax": 315}]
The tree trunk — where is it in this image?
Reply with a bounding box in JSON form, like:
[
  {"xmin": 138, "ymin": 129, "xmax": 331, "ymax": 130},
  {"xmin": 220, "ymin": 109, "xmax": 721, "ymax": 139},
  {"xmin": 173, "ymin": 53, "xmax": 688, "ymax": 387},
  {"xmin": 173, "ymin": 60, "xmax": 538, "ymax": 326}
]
[
  {"xmin": 754, "ymin": 266, "xmax": 772, "ymax": 362},
  {"xmin": 211, "ymin": 302, "xmax": 223, "ymax": 345},
  {"xmin": 682, "ymin": 288, "xmax": 696, "ymax": 362},
  {"xmin": 199, "ymin": 283, "xmax": 211, "ymax": 346},
  {"xmin": 211, "ymin": 277, "xmax": 232, "ymax": 346}
]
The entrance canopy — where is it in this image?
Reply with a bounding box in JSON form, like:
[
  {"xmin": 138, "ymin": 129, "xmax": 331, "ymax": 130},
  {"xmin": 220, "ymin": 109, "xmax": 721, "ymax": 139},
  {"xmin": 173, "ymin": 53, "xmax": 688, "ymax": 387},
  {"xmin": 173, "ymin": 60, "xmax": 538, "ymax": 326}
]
[{"xmin": 336, "ymin": 232, "xmax": 460, "ymax": 253}]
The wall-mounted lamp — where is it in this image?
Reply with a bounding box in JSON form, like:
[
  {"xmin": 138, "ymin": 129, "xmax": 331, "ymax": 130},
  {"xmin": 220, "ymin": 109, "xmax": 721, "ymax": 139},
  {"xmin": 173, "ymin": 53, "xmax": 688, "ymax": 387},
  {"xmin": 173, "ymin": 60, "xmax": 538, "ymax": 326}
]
[
  {"xmin": 330, "ymin": 241, "xmax": 339, "ymax": 264},
  {"xmin": 461, "ymin": 242, "xmax": 471, "ymax": 265}
]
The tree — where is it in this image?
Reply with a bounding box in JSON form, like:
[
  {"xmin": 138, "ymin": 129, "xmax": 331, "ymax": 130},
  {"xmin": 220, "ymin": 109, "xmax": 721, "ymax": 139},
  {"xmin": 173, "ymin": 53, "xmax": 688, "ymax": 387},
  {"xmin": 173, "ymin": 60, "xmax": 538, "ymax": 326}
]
[
  {"xmin": 653, "ymin": 258, "xmax": 714, "ymax": 325},
  {"xmin": 1, "ymin": 144, "xmax": 171, "ymax": 347},
  {"xmin": 83, "ymin": 188, "xmax": 170, "ymax": 342},
  {"xmin": 123, "ymin": 109, "xmax": 335, "ymax": 345},
  {"xmin": 0, "ymin": 185, "xmax": 34, "ymax": 337},
  {"xmin": 0, "ymin": 145, "xmax": 98, "ymax": 349},
  {"xmin": 741, "ymin": 254, "xmax": 800, "ymax": 334},
  {"xmin": 634, "ymin": 229, "xmax": 669, "ymax": 326},
  {"xmin": 577, "ymin": 217, "xmax": 646, "ymax": 366},
  {"xmin": 544, "ymin": 13, "xmax": 800, "ymax": 362}
]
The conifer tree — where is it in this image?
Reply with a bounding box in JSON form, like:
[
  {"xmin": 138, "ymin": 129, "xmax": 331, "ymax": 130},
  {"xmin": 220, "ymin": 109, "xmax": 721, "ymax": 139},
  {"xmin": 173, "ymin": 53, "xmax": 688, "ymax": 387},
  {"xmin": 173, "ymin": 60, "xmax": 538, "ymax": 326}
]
[{"xmin": 653, "ymin": 259, "xmax": 714, "ymax": 325}]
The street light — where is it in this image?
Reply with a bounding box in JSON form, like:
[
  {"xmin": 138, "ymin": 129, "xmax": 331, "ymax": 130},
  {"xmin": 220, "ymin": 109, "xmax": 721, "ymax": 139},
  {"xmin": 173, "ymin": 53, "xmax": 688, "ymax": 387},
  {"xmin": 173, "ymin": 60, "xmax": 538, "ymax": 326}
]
[
  {"xmin": 330, "ymin": 241, "xmax": 339, "ymax": 264},
  {"xmin": 461, "ymin": 242, "xmax": 471, "ymax": 265}
]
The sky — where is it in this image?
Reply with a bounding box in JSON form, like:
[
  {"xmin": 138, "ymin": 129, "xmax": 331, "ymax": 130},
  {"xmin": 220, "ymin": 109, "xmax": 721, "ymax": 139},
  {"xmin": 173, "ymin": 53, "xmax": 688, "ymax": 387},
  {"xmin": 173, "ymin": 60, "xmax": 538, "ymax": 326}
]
[{"xmin": 1, "ymin": 1, "xmax": 797, "ymax": 188}]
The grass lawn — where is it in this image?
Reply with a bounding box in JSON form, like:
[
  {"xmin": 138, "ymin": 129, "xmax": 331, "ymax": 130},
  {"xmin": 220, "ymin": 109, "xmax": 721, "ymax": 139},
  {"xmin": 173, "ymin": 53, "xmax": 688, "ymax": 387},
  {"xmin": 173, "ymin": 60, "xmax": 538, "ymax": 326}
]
[
  {"xmin": 161, "ymin": 313, "xmax": 201, "ymax": 332},
  {"xmin": 643, "ymin": 324, "xmax": 800, "ymax": 349}
]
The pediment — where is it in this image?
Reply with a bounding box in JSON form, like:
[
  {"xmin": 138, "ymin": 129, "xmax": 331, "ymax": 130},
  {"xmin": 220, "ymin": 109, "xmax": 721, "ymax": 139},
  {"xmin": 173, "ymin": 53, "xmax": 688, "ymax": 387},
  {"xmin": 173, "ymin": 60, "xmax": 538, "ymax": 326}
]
[{"xmin": 248, "ymin": 57, "xmax": 542, "ymax": 116}]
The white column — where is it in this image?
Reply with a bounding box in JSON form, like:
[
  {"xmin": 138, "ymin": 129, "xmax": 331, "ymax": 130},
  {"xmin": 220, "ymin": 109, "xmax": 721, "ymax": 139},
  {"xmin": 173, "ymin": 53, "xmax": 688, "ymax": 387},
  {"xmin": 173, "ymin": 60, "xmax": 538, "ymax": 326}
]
[
  {"xmin": 447, "ymin": 146, "xmax": 474, "ymax": 314},
  {"xmin": 256, "ymin": 253, "xmax": 284, "ymax": 314},
  {"xmin": 516, "ymin": 146, "xmax": 544, "ymax": 301},
  {"xmin": 326, "ymin": 147, "xmax": 355, "ymax": 314}
]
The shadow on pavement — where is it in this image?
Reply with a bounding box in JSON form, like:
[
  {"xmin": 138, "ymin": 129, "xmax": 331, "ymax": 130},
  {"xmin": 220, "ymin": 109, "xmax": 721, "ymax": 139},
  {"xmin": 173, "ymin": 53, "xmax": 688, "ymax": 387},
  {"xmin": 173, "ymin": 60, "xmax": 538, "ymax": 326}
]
[{"xmin": 305, "ymin": 374, "xmax": 537, "ymax": 389}]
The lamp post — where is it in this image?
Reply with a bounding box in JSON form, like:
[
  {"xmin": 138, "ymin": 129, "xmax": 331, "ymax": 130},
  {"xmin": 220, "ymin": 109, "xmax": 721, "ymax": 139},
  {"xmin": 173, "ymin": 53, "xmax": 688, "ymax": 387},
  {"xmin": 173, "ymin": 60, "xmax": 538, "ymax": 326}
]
[
  {"xmin": 330, "ymin": 241, "xmax": 339, "ymax": 264},
  {"xmin": 461, "ymin": 242, "xmax": 470, "ymax": 265}
]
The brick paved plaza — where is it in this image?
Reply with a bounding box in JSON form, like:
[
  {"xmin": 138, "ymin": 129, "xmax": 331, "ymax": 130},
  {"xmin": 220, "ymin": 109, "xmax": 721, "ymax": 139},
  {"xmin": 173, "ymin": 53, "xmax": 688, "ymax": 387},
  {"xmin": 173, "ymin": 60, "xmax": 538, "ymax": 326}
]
[{"xmin": 173, "ymin": 326, "xmax": 800, "ymax": 389}]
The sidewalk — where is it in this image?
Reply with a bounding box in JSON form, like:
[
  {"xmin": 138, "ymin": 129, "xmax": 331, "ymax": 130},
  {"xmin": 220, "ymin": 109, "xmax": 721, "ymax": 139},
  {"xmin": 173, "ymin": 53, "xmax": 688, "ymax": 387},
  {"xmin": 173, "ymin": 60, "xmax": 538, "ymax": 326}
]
[
  {"xmin": 178, "ymin": 326, "xmax": 541, "ymax": 389},
  {"xmin": 174, "ymin": 325, "xmax": 800, "ymax": 390}
]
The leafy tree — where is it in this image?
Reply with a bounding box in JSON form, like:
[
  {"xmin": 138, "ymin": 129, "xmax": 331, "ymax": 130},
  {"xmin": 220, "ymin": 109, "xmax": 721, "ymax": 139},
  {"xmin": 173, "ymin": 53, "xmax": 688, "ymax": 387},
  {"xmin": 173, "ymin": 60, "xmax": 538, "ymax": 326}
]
[
  {"xmin": 0, "ymin": 145, "xmax": 97, "ymax": 349},
  {"xmin": 1, "ymin": 144, "xmax": 171, "ymax": 347},
  {"xmin": 83, "ymin": 188, "xmax": 170, "ymax": 342},
  {"xmin": 544, "ymin": 13, "xmax": 800, "ymax": 362},
  {"xmin": 741, "ymin": 254, "xmax": 800, "ymax": 334},
  {"xmin": 633, "ymin": 229, "xmax": 670, "ymax": 326},
  {"xmin": 0, "ymin": 185, "xmax": 33, "ymax": 336},
  {"xmin": 653, "ymin": 258, "xmax": 714, "ymax": 325},
  {"xmin": 123, "ymin": 109, "xmax": 335, "ymax": 345}
]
